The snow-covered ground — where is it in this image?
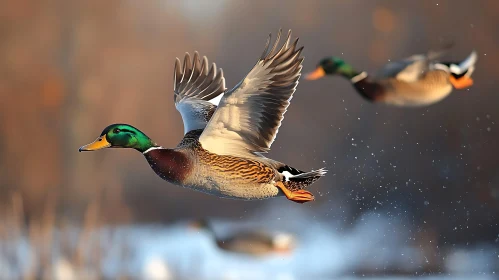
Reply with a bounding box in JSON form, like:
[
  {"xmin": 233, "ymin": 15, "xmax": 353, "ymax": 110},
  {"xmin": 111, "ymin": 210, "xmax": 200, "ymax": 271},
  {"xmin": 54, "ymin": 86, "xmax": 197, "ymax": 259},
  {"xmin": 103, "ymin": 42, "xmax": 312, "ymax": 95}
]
[{"xmin": 0, "ymin": 202, "xmax": 497, "ymax": 279}]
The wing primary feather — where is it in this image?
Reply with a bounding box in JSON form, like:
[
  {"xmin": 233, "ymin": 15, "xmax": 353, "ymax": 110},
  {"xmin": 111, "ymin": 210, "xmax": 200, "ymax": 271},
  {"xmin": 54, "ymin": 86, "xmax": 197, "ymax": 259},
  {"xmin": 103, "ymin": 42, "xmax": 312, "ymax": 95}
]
[
  {"xmin": 270, "ymin": 29, "xmax": 292, "ymax": 61},
  {"xmin": 179, "ymin": 52, "xmax": 195, "ymax": 94},
  {"xmin": 195, "ymin": 62, "xmax": 217, "ymax": 96},
  {"xmin": 189, "ymin": 52, "xmax": 200, "ymax": 82},
  {"xmin": 196, "ymin": 69, "xmax": 217, "ymax": 98},
  {"xmin": 187, "ymin": 56, "xmax": 209, "ymax": 96},
  {"xmin": 176, "ymin": 53, "xmax": 189, "ymax": 94},
  {"xmin": 203, "ymin": 68, "xmax": 225, "ymax": 100},
  {"xmin": 181, "ymin": 53, "xmax": 191, "ymax": 84},
  {"xmin": 183, "ymin": 52, "xmax": 200, "ymax": 97},
  {"xmin": 193, "ymin": 56, "xmax": 208, "ymax": 87},
  {"xmin": 188, "ymin": 52, "xmax": 202, "ymax": 91},
  {"xmin": 273, "ymin": 40, "xmax": 301, "ymax": 71},
  {"xmin": 259, "ymin": 33, "xmax": 272, "ymax": 61},
  {"xmin": 173, "ymin": 58, "xmax": 182, "ymax": 101},
  {"xmin": 266, "ymin": 29, "xmax": 282, "ymax": 61}
]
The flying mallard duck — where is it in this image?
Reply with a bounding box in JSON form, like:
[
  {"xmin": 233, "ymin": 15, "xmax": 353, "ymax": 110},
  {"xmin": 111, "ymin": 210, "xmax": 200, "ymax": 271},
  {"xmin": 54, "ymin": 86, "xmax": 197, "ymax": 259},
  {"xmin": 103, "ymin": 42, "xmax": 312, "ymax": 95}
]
[
  {"xmin": 79, "ymin": 30, "xmax": 326, "ymax": 203},
  {"xmin": 305, "ymin": 48, "xmax": 477, "ymax": 107},
  {"xmin": 189, "ymin": 219, "xmax": 295, "ymax": 257}
]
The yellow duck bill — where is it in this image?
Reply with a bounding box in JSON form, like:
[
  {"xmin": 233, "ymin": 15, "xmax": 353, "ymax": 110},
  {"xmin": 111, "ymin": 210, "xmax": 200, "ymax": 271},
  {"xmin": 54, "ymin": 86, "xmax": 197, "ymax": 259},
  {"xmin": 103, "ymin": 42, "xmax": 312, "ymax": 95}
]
[
  {"xmin": 79, "ymin": 137, "xmax": 111, "ymax": 152},
  {"xmin": 304, "ymin": 67, "xmax": 326, "ymax": 80}
]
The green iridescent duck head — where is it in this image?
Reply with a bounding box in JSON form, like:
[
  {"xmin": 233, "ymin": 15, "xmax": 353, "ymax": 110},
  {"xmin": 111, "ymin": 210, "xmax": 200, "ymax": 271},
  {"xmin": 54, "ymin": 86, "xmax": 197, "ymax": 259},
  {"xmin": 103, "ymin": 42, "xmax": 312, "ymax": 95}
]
[
  {"xmin": 79, "ymin": 124, "xmax": 157, "ymax": 153},
  {"xmin": 305, "ymin": 57, "xmax": 358, "ymax": 80}
]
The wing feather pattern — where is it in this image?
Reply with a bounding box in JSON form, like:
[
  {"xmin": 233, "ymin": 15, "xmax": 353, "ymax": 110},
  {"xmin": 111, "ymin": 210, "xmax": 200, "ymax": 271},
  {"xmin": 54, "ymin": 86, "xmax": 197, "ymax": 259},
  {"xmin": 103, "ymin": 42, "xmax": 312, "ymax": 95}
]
[
  {"xmin": 174, "ymin": 52, "xmax": 226, "ymax": 134},
  {"xmin": 376, "ymin": 43, "xmax": 454, "ymax": 82},
  {"xmin": 199, "ymin": 29, "xmax": 304, "ymax": 158}
]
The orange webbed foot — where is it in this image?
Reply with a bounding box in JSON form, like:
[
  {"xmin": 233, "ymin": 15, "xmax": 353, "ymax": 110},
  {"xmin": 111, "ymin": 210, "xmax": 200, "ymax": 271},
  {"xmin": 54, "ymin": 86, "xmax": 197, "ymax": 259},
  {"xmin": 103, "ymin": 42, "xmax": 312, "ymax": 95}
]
[
  {"xmin": 450, "ymin": 76, "xmax": 474, "ymax": 89},
  {"xmin": 275, "ymin": 182, "xmax": 315, "ymax": 204},
  {"xmin": 287, "ymin": 189, "xmax": 315, "ymax": 204}
]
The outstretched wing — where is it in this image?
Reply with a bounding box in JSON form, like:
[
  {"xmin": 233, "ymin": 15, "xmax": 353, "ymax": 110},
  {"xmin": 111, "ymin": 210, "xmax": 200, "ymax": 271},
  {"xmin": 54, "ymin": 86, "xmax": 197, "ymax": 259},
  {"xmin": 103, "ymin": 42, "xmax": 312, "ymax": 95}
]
[
  {"xmin": 199, "ymin": 29, "xmax": 304, "ymax": 158},
  {"xmin": 376, "ymin": 54, "xmax": 428, "ymax": 82},
  {"xmin": 377, "ymin": 43, "xmax": 453, "ymax": 82},
  {"xmin": 174, "ymin": 52, "xmax": 226, "ymax": 135}
]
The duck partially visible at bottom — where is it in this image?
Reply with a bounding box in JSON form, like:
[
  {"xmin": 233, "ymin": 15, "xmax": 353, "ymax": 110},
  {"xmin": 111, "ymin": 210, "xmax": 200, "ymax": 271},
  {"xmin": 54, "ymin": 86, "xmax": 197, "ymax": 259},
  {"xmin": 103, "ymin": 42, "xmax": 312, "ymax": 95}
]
[{"xmin": 189, "ymin": 219, "xmax": 296, "ymax": 257}]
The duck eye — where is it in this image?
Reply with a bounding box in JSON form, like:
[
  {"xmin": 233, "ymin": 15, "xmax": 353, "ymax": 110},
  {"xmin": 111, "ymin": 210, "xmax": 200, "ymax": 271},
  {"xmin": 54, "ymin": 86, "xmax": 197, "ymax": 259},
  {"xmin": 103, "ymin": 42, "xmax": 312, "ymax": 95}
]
[{"xmin": 113, "ymin": 128, "xmax": 121, "ymax": 134}]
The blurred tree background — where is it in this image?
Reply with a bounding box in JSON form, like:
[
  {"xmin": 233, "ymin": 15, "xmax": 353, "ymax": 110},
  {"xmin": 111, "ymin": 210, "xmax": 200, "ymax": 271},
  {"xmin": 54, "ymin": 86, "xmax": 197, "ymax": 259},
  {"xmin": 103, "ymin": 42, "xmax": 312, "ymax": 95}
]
[{"xmin": 0, "ymin": 0, "xmax": 498, "ymax": 253}]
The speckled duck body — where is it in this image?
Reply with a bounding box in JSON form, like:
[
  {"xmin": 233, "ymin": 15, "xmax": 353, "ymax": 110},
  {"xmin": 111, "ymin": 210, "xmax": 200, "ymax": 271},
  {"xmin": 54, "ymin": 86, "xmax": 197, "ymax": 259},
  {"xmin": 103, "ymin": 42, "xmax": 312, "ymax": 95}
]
[
  {"xmin": 358, "ymin": 70, "xmax": 454, "ymax": 106},
  {"xmin": 143, "ymin": 131, "xmax": 282, "ymax": 200}
]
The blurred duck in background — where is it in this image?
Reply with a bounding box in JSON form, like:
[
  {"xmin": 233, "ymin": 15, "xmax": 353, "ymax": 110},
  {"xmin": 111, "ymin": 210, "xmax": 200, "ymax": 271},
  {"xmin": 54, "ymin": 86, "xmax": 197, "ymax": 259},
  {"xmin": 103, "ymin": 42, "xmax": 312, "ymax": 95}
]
[
  {"xmin": 79, "ymin": 29, "xmax": 326, "ymax": 204},
  {"xmin": 305, "ymin": 48, "xmax": 477, "ymax": 107},
  {"xmin": 189, "ymin": 219, "xmax": 296, "ymax": 257}
]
